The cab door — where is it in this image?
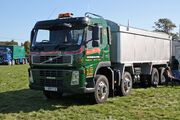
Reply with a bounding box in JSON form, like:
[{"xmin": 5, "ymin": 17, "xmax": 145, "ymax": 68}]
[{"xmin": 84, "ymin": 26, "xmax": 104, "ymax": 77}]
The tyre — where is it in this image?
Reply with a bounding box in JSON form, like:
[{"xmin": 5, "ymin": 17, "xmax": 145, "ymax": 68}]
[
  {"xmin": 159, "ymin": 67, "xmax": 166, "ymax": 85},
  {"xmin": 15, "ymin": 60, "xmax": 19, "ymax": 64},
  {"xmin": 11, "ymin": 59, "xmax": 15, "ymax": 65},
  {"xmin": 91, "ymin": 75, "xmax": 109, "ymax": 104},
  {"xmin": 8, "ymin": 60, "xmax": 12, "ymax": 65},
  {"xmin": 22, "ymin": 59, "xmax": 25, "ymax": 64},
  {"xmin": 151, "ymin": 68, "xmax": 159, "ymax": 86},
  {"xmin": 25, "ymin": 59, "xmax": 28, "ymax": 64},
  {"xmin": 43, "ymin": 91, "xmax": 63, "ymax": 99},
  {"xmin": 119, "ymin": 72, "xmax": 133, "ymax": 96}
]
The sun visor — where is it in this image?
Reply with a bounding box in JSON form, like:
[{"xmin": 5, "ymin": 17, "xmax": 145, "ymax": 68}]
[{"xmin": 34, "ymin": 17, "xmax": 89, "ymax": 30}]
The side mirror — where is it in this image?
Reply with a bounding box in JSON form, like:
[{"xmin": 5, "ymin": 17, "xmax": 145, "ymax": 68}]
[
  {"xmin": 30, "ymin": 29, "xmax": 35, "ymax": 42},
  {"xmin": 107, "ymin": 26, "xmax": 111, "ymax": 45},
  {"xmin": 92, "ymin": 26, "xmax": 100, "ymax": 40},
  {"xmin": 92, "ymin": 40, "xmax": 99, "ymax": 47}
]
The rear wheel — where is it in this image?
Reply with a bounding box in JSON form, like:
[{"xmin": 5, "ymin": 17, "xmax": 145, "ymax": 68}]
[
  {"xmin": 91, "ymin": 75, "xmax": 109, "ymax": 104},
  {"xmin": 151, "ymin": 68, "xmax": 159, "ymax": 87},
  {"xmin": 159, "ymin": 67, "xmax": 166, "ymax": 85},
  {"xmin": 119, "ymin": 72, "xmax": 132, "ymax": 96},
  {"xmin": 43, "ymin": 91, "xmax": 63, "ymax": 99},
  {"xmin": 11, "ymin": 59, "xmax": 15, "ymax": 65},
  {"xmin": 15, "ymin": 60, "xmax": 19, "ymax": 64}
]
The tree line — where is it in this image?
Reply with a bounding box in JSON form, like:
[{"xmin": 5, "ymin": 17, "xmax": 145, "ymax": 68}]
[{"xmin": 153, "ymin": 18, "xmax": 179, "ymax": 40}]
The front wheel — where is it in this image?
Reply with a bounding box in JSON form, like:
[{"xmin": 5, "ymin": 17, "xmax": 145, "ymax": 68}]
[
  {"xmin": 25, "ymin": 59, "xmax": 28, "ymax": 64},
  {"xmin": 91, "ymin": 75, "xmax": 109, "ymax": 104},
  {"xmin": 120, "ymin": 72, "xmax": 133, "ymax": 96},
  {"xmin": 43, "ymin": 91, "xmax": 63, "ymax": 99},
  {"xmin": 8, "ymin": 60, "xmax": 12, "ymax": 65},
  {"xmin": 22, "ymin": 59, "xmax": 25, "ymax": 64}
]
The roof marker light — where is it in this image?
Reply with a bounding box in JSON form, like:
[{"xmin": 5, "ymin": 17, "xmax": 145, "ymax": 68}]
[{"xmin": 58, "ymin": 13, "xmax": 73, "ymax": 18}]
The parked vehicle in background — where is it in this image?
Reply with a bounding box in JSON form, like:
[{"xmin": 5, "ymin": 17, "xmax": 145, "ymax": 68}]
[
  {"xmin": 0, "ymin": 45, "xmax": 27, "ymax": 65},
  {"xmin": 28, "ymin": 13, "xmax": 171, "ymax": 104}
]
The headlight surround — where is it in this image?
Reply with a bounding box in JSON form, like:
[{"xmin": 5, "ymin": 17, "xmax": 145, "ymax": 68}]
[
  {"xmin": 71, "ymin": 71, "xmax": 79, "ymax": 85},
  {"xmin": 29, "ymin": 70, "xmax": 34, "ymax": 83}
]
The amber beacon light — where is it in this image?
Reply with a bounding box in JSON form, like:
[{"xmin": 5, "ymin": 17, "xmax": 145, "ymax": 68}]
[{"xmin": 58, "ymin": 13, "xmax": 73, "ymax": 18}]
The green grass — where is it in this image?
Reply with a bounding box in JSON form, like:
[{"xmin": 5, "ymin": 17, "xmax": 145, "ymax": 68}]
[{"xmin": 0, "ymin": 65, "xmax": 180, "ymax": 120}]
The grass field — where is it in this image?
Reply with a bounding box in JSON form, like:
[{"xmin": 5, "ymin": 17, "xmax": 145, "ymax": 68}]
[{"xmin": 0, "ymin": 65, "xmax": 180, "ymax": 120}]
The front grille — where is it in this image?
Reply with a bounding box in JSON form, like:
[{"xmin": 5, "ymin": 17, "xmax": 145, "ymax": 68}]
[
  {"xmin": 33, "ymin": 70, "xmax": 70, "ymax": 87},
  {"xmin": 39, "ymin": 79, "xmax": 63, "ymax": 87},
  {"xmin": 33, "ymin": 55, "xmax": 71, "ymax": 64},
  {"xmin": 0, "ymin": 56, "xmax": 4, "ymax": 60},
  {"xmin": 39, "ymin": 70, "xmax": 70, "ymax": 77}
]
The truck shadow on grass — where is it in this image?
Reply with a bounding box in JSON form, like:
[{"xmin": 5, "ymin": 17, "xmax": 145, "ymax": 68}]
[{"xmin": 0, "ymin": 89, "xmax": 91, "ymax": 114}]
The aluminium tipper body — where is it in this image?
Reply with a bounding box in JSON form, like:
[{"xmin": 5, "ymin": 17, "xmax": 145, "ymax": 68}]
[{"xmin": 107, "ymin": 20, "xmax": 171, "ymax": 65}]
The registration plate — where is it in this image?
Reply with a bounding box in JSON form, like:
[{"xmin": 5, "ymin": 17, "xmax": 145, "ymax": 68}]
[{"xmin": 44, "ymin": 86, "xmax": 57, "ymax": 91}]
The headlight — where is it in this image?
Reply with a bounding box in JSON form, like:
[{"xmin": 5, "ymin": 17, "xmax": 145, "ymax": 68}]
[
  {"xmin": 71, "ymin": 71, "xmax": 79, "ymax": 85},
  {"xmin": 29, "ymin": 70, "xmax": 34, "ymax": 83}
]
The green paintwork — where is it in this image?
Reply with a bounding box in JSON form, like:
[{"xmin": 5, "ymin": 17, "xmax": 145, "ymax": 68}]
[
  {"xmin": 31, "ymin": 67, "xmax": 85, "ymax": 88},
  {"xmin": 30, "ymin": 17, "xmax": 110, "ymax": 91},
  {"xmin": 84, "ymin": 18, "xmax": 110, "ymax": 78}
]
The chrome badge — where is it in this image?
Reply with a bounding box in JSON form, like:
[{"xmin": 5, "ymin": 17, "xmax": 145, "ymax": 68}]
[{"xmin": 49, "ymin": 57, "xmax": 53, "ymax": 61}]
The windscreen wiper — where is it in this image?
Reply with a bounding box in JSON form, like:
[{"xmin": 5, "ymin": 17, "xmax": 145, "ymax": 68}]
[
  {"xmin": 55, "ymin": 45, "xmax": 68, "ymax": 50},
  {"xmin": 33, "ymin": 45, "xmax": 44, "ymax": 50},
  {"xmin": 39, "ymin": 40, "xmax": 51, "ymax": 44}
]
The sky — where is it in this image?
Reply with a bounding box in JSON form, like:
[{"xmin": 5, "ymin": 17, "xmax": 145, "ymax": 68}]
[{"xmin": 0, "ymin": 0, "xmax": 180, "ymax": 44}]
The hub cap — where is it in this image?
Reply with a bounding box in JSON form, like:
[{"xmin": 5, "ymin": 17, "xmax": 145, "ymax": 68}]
[
  {"xmin": 97, "ymin": 81, "xmax": 107, "ymax": 100},
  {"xmin": 153, "ymin": 73, "xmax": 158, "ymax": 84},
  {"xmin": 124, "ymin": 77, "xmax": 131, "ymax": 92}
]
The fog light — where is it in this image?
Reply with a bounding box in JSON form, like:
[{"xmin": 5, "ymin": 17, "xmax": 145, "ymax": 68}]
[{"xmin": 71, "ymin": 71, "xmax": 79, "ymax": 85}]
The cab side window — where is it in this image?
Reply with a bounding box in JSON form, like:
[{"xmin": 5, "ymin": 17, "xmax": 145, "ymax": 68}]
[
  {"xmin": 86, "ymin": 27, "xmax": 93, "ymax": 48},
  {"xmin": 86, "ymin": 26, "xmax": 102, "ymax": 48},
  {"xmin": 100, "ymin": 28, "xmax": 103, "ymax": 44}
]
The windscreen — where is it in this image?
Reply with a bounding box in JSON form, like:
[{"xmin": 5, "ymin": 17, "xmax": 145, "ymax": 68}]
[
  {"xmin": 31, "ymin": 28, "xmax": 84, "ymax": 51},
  {"xmin": 0, "ymin": 48, "xmax": 9, "ymax": 54}
]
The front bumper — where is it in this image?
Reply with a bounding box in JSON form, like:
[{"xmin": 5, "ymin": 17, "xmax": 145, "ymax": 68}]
[
  {"xmin": 29, "ymin": 84, "xmax": 95, "ymax": 93},
  {"xmin": 28, "ymin": 67, "xmax": 94, "ymax": 94}
]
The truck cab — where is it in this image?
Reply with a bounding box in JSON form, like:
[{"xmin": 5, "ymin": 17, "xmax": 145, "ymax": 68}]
[
  {"xmin": 29, "ymin": 13, "xmax": 112, "ymax": 103},
  {"xmin": 0, "ymin": 47, "xmax": 12, "ymax": 65}
]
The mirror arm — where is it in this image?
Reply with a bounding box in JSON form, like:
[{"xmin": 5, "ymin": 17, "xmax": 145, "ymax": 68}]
[{"xmin": 83, "ymin": 39, "xmax": 93, "ymax": 45}]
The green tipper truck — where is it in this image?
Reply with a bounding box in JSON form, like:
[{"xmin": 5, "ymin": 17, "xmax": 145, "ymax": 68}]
[
  {"xmin": 29, "ymin": 13, "xmax": 171, "ymax": 103},
  {"xmin": 0, "ymin": 45, "xmax": 27, "ymax": 65}
]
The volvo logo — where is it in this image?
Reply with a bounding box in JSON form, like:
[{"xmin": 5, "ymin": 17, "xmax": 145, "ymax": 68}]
[
  {"xmin": 46, "ymin": 77, "xmax": 56, "ymax": 79},
  {"xmin": 49, "ymin": 57, "xmax": 53, "ymax": 61}
]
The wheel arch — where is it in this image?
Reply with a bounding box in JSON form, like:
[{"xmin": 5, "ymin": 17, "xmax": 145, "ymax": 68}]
[
  {"xmin": 94, "ymin": 61, "xmax": 114, "ymax": 91},
  {"xmin": 124, "ymin": 66, "xmax": 134, "ymax": 75}
]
